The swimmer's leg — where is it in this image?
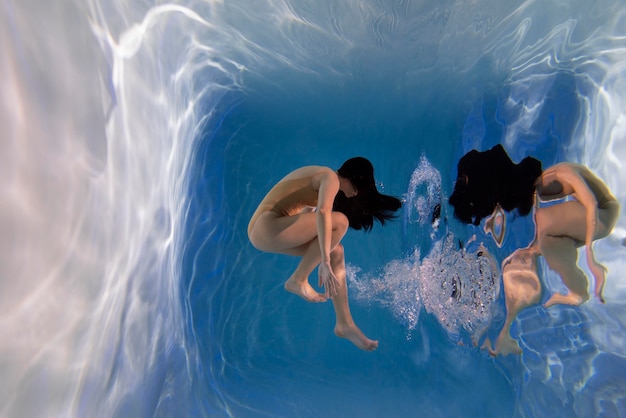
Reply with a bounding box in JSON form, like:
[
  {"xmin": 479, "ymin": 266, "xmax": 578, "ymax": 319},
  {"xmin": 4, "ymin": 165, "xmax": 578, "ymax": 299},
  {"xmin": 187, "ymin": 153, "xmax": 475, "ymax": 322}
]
[
  {"xmin": 541, "ymin": 235, "xmax": 590, "ymax": 307},
  {"xmin": 490, "ymin": 248, "xmax": 541, "ymax": 356},
  {"xmin": 535, "ymin": 201, "xmax": 619, "ymax": 304},
  {"xmin": 491, "ymin": 316, "xmax": 522, "ymax": 356},
  {"xmin": 328, "ymin": 244, "xmax": 378, "ymax": 351},
  {"xmin": 283, "ymin": 238, "xmax": 328, "ymax": 303},
  {"xmin": 283, "ymin": 212, "xmax": 349, "ymax": 303},
  {"xmin": 592, "ymin": 200, "xmax": 620, "ymax": 302}
]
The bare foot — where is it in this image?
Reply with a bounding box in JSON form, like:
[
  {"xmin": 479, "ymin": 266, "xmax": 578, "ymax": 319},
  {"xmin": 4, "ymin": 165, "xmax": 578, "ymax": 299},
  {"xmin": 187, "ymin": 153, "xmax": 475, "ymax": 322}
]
[
  {"xmin": 284, "ymin": 277, "xmax": 327, "ymax": 303},
  {"xmin": 544, "ymin": 292, "xmax": 586, "ymax": 308},
  {"xmin": 489, "ymin": 334, "xmax": 522, "ymax": 356},
  {"xmin": 334, "ymin": 323, "xmax": 378, "ymax": 351}
]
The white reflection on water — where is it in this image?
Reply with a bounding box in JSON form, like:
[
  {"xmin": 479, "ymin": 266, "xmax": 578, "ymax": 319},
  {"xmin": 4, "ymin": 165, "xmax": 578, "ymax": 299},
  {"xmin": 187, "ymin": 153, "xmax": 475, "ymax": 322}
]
[{"xmin": 1, "ymin": 0, "xmax": 232, "ymax": 415}]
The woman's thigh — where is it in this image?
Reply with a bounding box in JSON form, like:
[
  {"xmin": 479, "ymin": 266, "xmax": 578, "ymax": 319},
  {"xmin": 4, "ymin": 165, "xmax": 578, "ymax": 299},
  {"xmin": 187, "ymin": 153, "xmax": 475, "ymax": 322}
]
[
  {"xmin": 536, "ymin": 200, "xmax": 618, "ymax": 242},
  {"xmin": 248, "ymin": 211, "xmax": 320, "ymax": 253}
]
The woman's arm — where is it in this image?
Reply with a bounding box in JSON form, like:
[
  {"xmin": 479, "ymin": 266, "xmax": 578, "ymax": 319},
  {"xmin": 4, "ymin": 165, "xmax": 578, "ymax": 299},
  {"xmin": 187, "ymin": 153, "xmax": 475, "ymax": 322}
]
[{"xmin": 314, "ymin": 168, "xmax": 340, "ymax": 296}]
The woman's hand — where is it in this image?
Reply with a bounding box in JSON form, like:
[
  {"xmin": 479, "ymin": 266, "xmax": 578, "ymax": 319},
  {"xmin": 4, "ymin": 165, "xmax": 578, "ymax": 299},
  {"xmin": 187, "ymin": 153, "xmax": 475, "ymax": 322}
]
[{"xmin": 318, "ymin": 261, "xmax": 339, "ymax": 298}]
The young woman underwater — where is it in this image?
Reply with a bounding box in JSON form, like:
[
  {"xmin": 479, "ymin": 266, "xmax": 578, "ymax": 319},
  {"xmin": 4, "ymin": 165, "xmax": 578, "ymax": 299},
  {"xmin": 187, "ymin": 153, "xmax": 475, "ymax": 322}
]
[
  {"xmin": 449, "ymin": 145, "xmax": 620, "ymax": 356},
  {"xmin": 449, "ymin": 145, "xmax": 619, "ymax": 307},
  {"xmin": 248, "ymin": 157, "xmax": 402, "ymax": 351}
]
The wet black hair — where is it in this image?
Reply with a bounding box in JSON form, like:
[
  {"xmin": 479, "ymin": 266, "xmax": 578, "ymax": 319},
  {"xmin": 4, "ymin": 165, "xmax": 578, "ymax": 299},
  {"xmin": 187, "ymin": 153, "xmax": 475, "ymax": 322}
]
[
  {"xmin": 449, "ymin": 144, "xmax": 542, "ymax": 226},
  {"xmin": 333, "ymin": 157, "xmax": 402, "ymax": 231}
]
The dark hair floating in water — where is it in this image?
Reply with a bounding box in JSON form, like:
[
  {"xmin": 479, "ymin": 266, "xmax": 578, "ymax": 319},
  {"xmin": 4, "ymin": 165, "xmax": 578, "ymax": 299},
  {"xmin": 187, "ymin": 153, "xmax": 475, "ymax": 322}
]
[
  {"xmin": 333, "ymin": 157, "xmax": 402, "ymax": 231},
  {"xmin": 449, "ymin": 144, "xmax": 542, "ymax": 226}
]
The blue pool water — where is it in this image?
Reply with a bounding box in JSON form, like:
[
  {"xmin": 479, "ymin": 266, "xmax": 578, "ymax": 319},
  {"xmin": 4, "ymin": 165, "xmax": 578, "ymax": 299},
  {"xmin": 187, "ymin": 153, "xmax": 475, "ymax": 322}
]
[{"xmin": 2, "ymin": 0, "xmax": 626, "ymax": 417}]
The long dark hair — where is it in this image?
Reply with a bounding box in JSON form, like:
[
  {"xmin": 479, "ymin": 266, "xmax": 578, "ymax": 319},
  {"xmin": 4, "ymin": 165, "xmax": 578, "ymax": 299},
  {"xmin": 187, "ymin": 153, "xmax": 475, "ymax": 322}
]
[
  {"xmin": 449, "ymin": 144, "xmax": 542, "ymax": 225},
  {"xmin": 333, "ymin": 157, "xmax": 402, "ymax": 231}
]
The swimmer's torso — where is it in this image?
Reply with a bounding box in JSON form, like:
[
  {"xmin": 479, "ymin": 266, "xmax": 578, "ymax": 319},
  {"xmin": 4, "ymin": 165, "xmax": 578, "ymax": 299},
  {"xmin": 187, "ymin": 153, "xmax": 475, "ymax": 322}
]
[
  {"xmin": 536, "ymin": 163, "xmax": 616, "ymax": 207},
  {"xmin": 248, "ymin": 166, "xmax": 330, "ymax": 235}
]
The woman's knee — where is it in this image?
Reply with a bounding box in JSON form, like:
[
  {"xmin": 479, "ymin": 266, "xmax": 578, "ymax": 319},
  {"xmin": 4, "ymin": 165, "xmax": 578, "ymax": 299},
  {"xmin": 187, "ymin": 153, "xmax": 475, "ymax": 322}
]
[
  {"xmin": 248, "ymin": 228, "xmax": 268, "ymax": 252},
  {"xmin": 330, "ymin": 243, "xmax": 345, "ymax": 262},
  {"xmin": 332, "ymin": 212, "xmax": 349, "ymax": 233},
  {"xmin": 598, "ymin": 201, "xmax": 620, "ymax": 237}
]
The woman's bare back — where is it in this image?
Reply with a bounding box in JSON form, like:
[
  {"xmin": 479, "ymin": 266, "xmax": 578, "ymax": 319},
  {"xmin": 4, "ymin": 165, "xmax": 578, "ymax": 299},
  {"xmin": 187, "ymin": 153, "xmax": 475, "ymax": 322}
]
[
  {"xmin": 247, "ymin": 166, "xmax": 333, "ymax": 237},
  {"xmin": 537, "ymin": 163, "xmax": 617, "ymax": 206}
]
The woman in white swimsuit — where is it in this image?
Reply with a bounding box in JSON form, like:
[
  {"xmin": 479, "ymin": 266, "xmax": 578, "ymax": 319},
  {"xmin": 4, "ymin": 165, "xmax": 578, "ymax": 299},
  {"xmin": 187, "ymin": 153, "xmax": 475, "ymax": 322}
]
[{"xmin": 248, "ymin": 157, "xmax": 401, "ymax": 351}]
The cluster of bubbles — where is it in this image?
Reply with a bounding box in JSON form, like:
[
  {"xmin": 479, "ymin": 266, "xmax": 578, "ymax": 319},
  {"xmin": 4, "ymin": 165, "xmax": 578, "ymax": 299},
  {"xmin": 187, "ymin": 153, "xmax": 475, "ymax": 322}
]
[
  {"xmin": 347, "ymin": 251, "xmax": 422, "ymax": 332},
  {"xmin": 419, "ymin": 235, "xmax": 499, "ymax": 340},
  {"xmin": 349, "ymin": 235, "xmax": 499, "ymax": 342},
  {"xmin": 404, "ymin": 154, "xmax": 442, "ymax": 239},
  {"xmin": 349, "ymin": 157, "xmax": 500, "ymax": 342}
]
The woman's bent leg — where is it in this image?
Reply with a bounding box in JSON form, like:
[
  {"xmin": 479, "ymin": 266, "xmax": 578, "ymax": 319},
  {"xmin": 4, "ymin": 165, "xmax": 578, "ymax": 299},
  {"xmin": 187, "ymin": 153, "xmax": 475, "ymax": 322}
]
[
  {"xmin": 329, "ymin": 244, "xmax": 378, "ymax": 351},
  {"xmin": 248, "ymin": 211, "xmax": 320, "ymax": 252},
  {"xmin": 250, "ymin": 211, "xmax": 351, "ymax": 302},
  {"xmin": 284, "ymin": 212, "xmax": 350, "ymax": 302},
  {"xmin": 535, "ymin": 204, "xmax": 589, "ymax": 306},
  {"xmin": 594, "ymin": 200, "xmax": 621, "ymax": 301},
  {"xmin": 541, "ymin": 235, "xmax": 590, "ymax": 307},
  {"xmin": 283, "ymin": 239, "xmax": 328, "ymax": 302},
  {"xmin": 535, "ymin": 201, "xmax": 619, "ymax": 306}
]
